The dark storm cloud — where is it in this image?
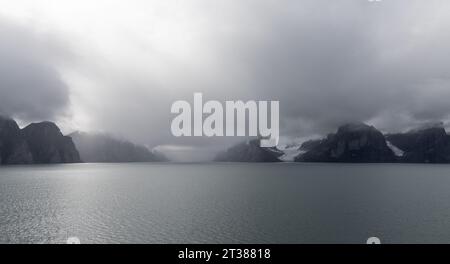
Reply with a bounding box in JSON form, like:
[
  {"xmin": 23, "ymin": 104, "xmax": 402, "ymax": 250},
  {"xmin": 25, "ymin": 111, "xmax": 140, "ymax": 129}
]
[
  {"xmin": 66, "ymin": 0, "xmax": 450, "ymax": 159},
  {"xmin": 0, "ymin": 18, "xmax": 70, "ymax": 122},
  {"xmin": 2, "ymin": 1, "xmax": 450, "ymax": 160},
  {"xmin": 199, "ymin": 0, "xmax": 450, "ymax": 137}
]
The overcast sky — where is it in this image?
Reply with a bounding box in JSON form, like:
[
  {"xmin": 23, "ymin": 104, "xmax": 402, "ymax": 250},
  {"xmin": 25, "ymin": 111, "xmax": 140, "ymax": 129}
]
[{"xmin": 1, "ymin": 0, "xmax": 450, "ymax": 161}]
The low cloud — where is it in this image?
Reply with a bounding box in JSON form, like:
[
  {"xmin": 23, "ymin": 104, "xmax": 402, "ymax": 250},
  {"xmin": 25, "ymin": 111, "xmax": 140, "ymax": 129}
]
[
  {"xmin": 0, "ymin": 18, "xmax": 71, "ymax": 122},
  {"xmin": 1, "ymin": 1, "xmax": 450, "ymax": 160}
]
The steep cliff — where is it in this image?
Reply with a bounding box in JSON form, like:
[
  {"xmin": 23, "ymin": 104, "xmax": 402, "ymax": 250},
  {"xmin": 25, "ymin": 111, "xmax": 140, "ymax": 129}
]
[
  {"xmin": 0, "ymin": 115, "xmax": 33, "ymax": 164},
  {"xmin": 22, "ymin": 122, "xmax": 81, "ymax": 164},
  {"xmin": 386, "ymin": 124, "xmax": 450, "ymax": 163},
  {"xmin": 296, "ymin": 123, "xmax": 396, "ymax": 163}
]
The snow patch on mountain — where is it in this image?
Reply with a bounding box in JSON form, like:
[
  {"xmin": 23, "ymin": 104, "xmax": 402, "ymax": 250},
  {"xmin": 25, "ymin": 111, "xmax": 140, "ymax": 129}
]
[
  {"xmin": 386, "ymin": 140, "xmax": 404, "ymax": 157},
  {"xmin": 277, "ymin": 144, "xmax": 305, "ymax": 162}
]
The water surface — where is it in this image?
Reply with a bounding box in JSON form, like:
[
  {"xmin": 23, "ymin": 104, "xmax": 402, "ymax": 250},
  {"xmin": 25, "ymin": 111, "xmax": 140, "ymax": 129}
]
[{"xmin": 1, "ymin": 163, "xmax": 450, "ymax": 244}]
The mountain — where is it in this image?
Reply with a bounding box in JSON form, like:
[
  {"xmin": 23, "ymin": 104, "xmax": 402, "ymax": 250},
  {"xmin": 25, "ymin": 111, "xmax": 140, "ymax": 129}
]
[
  {"xmin": 215, "ymin": 139, "xmax": 283, "ymax": 162},
  {"xmin": 22, "ymin": 122, "xmax": 81, "ymax": 164},
  {"xmin": 70, "ymin": 131, "xmax": 167, "ymax": 163},
  {"xmin": 0, "ymin": 116, "xmax": 81, "ymax": 165},
  {"xmin": 295, "ymin": 123, "xmax": 396, "ymax": 163},
  {"xmin": 299, "ymin": 139, "xmax": 325, "ymax": 152},
  {"xmin": 0, "ymin": 116, "xmax": 33, "ymax": 164},
  {"xmin": 276, "ymin": 143, "xmax": 304, "ymax": 162},
  {"xmin": 386, "ymin": 123, "xmax": 450, "ymax": 163}
]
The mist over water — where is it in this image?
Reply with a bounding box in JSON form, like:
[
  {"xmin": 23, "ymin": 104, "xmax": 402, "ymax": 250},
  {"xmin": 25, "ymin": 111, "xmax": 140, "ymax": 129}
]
[{"xmin": 1, "ymin": 163, "xmax": 450, "ymax": 244}]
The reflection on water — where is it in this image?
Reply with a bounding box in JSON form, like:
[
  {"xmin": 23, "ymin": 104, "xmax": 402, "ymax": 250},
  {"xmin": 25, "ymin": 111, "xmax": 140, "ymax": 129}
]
[{"xmin": 1, "ymin": 163, "xmax": 450, "ymax": 244}]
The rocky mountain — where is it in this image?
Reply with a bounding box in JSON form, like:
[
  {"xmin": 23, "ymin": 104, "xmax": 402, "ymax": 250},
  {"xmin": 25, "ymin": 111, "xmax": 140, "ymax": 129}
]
[
  {"xmin": 295, "ymin": 123, "xmax": 396, "ymax": 163},
  {"xmin": 277, "ymin": 144, "xmax": 305, "ymax": 162},
  {"xmin": 299, "ymin": 139, "xmax": 325, "ymax": 152},
  {"xmin": 5, "ymin": 113, "xmax": 450, "ymax": 164},
  {"xmin": 0, "ymin": 116, "xmax": 33, "ymax": 164},
  {"xmin": 22, "ymin": 122, "xmax": 81, "ymax": 164},
  {"xmin": 0, "ymin": 116, "xmax": 81, "ymax": 165},
  {"xmin": 215, "ymin": 139, "xmax": 283, "ymax": 162},
  {"xmin": 70, "ymin": 131, "xmax": 167, "ymax": 163},
  {"xmin": 386, "ymin": 123, "xmax": 450, "ymax": 163}
]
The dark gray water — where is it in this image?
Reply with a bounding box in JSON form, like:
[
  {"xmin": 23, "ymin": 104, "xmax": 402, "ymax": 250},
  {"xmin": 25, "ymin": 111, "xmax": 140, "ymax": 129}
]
[{"xmin": 1, "ymin": 163, "xmax": 450, "ymax": 244}]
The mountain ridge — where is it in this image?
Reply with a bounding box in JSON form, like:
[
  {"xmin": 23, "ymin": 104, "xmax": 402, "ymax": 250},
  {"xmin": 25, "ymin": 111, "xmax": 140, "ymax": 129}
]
[
  {"xmin": 215, "ymin": 122, "xmax": 450, "ymax": 164},
  {"xmin": 70, "ymin": 131, "xmax": 167, "ymax": 163},
  {"xmin": 0, "ymin": 116, "xmax": 81, "ymax": 164}
]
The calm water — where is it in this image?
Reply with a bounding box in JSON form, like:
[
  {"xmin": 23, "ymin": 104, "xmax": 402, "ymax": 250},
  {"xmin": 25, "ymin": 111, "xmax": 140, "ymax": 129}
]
[{"xmin": 1, "ymin": 162, "xmax": 450, "ymax": 244}]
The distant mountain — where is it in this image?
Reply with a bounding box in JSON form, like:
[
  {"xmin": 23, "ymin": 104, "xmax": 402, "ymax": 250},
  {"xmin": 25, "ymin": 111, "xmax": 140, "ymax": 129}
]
[
  {"xmin": 0, "ymin": 116, "xmax": 81, "ymax": 165},
  {"xmin": 70, "ymin": 131, "xmax": 167, "ymax": 163},
  {"xmin": 215, "ymin": 139, "xmax": 283, "ymax": 162},
  {"xmin": 386, "ymin": 123, "xmax": 450, "ymax": 163},
  {"xmin": 295, "ymin": 123, "xmax": 396, "ymax": 163},
  {"xmin": 276, "ymin": 143, "xmax": 304, "ymax": 162},
  {"xmin": 5, "ymin": 113, "xmax": 450, "ymax": 165}
]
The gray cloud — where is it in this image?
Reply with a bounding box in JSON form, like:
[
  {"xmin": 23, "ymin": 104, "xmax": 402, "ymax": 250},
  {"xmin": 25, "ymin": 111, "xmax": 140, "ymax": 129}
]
[
  {"xmin": 0, "ymin": 18, "xmax": 71, "ymax": 122},
  {"xmin": 2, "ymin": 1, "xmax": 450, "ymax": 160},
  {"xmin": 201, "ymin": 0, "xmax": 450, "ymax": 137},
  {"xmin": 66, "ymin": 0, "xmax": 450, "ymax": 158}
]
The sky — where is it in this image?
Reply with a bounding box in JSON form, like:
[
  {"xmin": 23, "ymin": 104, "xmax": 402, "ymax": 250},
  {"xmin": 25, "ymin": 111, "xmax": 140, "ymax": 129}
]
[{"xmin": 0, "ymin": 0, "xmax": 450, "ymax": 161}]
